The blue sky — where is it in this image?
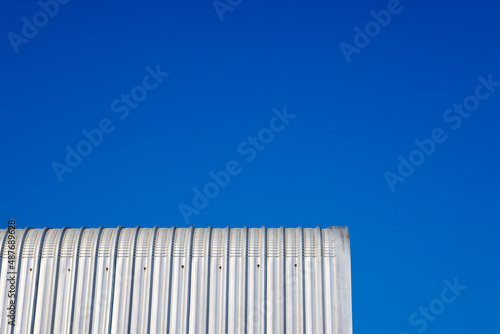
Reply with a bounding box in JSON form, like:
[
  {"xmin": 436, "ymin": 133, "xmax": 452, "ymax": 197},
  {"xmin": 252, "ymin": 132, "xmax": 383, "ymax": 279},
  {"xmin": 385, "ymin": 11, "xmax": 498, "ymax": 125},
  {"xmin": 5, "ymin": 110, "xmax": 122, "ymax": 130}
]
[{"xmin": 1, "ymin": 0, "xmax": 499, "ymax": 332}]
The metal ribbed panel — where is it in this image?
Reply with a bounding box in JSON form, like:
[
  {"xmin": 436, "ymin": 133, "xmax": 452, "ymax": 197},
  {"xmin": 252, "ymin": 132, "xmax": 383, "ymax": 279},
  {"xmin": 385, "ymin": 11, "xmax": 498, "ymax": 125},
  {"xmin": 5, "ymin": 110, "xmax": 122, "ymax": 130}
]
[{"xmin": 0, "ymin": 226, "xmax": 352, "ymax": 334}]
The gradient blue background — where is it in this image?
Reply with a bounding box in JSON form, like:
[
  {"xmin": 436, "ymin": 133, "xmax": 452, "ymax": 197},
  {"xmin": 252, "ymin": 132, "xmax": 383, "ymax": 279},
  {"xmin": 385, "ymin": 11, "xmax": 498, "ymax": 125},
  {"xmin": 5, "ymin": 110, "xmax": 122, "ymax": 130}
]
[{"xmin": 2, "ymin": 0, "xmax": 499, "ymax": 332}]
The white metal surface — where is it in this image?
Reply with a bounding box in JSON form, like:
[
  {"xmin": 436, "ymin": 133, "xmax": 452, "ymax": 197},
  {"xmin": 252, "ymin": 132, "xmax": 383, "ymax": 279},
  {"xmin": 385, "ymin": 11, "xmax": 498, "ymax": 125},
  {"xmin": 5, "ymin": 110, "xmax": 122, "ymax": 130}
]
[{"xmin": 0, "ymin": 226, "xmax": 352, "ymax": 334}]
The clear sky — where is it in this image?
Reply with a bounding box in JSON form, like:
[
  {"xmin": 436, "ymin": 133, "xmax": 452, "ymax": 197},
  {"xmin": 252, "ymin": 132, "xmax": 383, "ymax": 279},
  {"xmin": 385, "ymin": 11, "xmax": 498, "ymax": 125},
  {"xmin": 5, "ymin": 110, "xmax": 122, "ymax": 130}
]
[{"xmin": 1, "ymin": 0, "xmax": 499, "ymax": 332}]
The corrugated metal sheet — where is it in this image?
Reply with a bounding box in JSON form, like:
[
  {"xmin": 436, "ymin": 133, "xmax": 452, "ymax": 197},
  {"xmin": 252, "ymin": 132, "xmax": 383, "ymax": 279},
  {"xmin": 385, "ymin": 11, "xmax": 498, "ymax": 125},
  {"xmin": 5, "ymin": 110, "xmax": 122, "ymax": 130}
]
[{"xmin": 0, "ymin": 226, "xmax": 352, "ymax": 334}]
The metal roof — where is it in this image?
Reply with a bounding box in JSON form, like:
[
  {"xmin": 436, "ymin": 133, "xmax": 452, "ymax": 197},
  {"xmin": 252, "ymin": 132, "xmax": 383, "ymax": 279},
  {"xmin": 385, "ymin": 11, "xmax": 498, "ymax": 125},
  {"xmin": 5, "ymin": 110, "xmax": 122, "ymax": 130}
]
[{"xmin": 0, "ymin": 226, "xmax": 352, "ymax": 334}]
